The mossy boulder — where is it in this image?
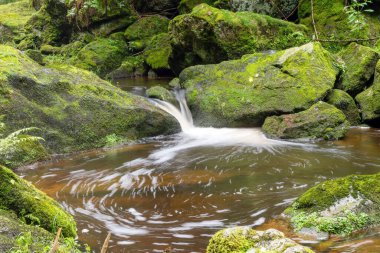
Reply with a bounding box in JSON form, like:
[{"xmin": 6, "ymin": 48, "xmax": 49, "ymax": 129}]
[
  {"xmin": 0, "ymin": 209, "xmax": 53, "ymax": 252},
  {"xmin": 263, "ymin": 102, "xmax": 350, "ymax": 140},
  {"xmin": 144, "ymin": 33, "xmax": 173, "ymax": 74},
  {"xmin": 356, "ymin": 60, "xmax": 380, "ymax": 125},
  {"xmin": 107, "ymin": 55, "xmax": 146, "ymax": 79},
  {"xmin": 169, "ymin": 3, "xmax": 309, "ymax": 73},
  {"xmin": 298, "ymin": 0, "xmax": 380, "ymax": 51},
  {"xmin": 0, "ymin": 0, "xmax": 36, "ymax": 44},
  {"xmin": 0, "ymin": 166, "xmax": 76, "ymax": 237},
  {"xmin": 338, "ymin": 43, "xmax": 379, "ymax": 96},
  {"xmin": 0, "ymin": 45, "xmax": 179, "ymax": 153},
  {"xmin": 325, "ymin": 89, "xmax": 361, "ymax": 125},
  {"xmin": 207, "ymin": 226, "xmax": 314, "ymax": 253},
  {"xmin": 179, "ymin": 42, "xmax": 339, "ymax": 127},
  {"xmin": 72, "ymin": 38, "xmax": 128, "ymax": 78},
  {"xmin": 146, "ymin": 86, "xmax": 176, "ymax": 105},
  {"xmin": 285, "ymin": 172, "xmax": 380, "ymax": 235},
  {"xmin": 230, "ymin": 0, "xmax": 298, "ymax": 18},
  {"xmin": 125, "ymin": 15, "xmax": 170, "ymax": 47},
  {"xmin": 178, "ymin": 0, "xmax": 214, "ymax": 14},
  {"xmin": 90, "ymin": 16, "xmax": 137, "ymax": 37}
]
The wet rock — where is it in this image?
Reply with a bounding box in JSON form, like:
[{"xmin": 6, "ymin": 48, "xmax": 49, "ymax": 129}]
[
  {"xmin": 169, "ymin": 3, "xmax": 309, "ymax": 73},
  {"xmin": 0, "ymin": 166, "xmax": 76, "ymax": 237},
  {"xmin": 356, "ymin": 60, "xmax": 380, "ymax": 125},
  {"xmin": 146, "ymin": 86, "xmax": 177, "ymax": 105},
  {"xmin": 263, "ymin": 102, "xmax": 349, "ymax": 140},
  {"xmin": 0, "ymin": 45, "xmax": 179, "ymax": 153},
  {"xmin": 179, "ymin": 42, "xmax": 339, "ymax": 127},
  {"xmin": 325, "ymin": 89, "xmax": 361, "ymax": 126},
  {"xmin": 338, "ymin": 43, "xmax": 379, "ymax": 96},
  {"xmin": 285, "ymin": 172, "xmax": 380, "ymax": 236},
  {"xmin": 206, "ymin": 226, "xmax": 314, "ymax": 253}
]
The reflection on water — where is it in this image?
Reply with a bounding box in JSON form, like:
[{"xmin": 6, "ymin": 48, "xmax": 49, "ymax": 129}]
[{"xmin": 20, "ymin": 128, "xmax": 380, "ymax": 253}]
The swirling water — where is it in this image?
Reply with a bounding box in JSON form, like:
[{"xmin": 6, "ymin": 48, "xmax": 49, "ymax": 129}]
[{"xmin": 20, "ymin": 87, "xmax": 380, "ymax": 253}]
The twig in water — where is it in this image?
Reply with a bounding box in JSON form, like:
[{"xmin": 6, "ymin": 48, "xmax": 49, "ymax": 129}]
[{"xmin": 100, "ymin": 232, "xmax": 111, "ymax": 253}]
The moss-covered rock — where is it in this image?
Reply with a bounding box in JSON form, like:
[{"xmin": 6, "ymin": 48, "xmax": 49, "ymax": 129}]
[
  {"xmin": 356, "ymin": 60, "xmax": 380, "ymax": 125},
  {"xmin": 179, "ymin": 42, "xmax": 338, "ymax": 127},
  {"xmin": 124, "ymin": 15, "xmax": 170, "ymax": 48},
  {"xmin": 338, "ymin": 43, "xmax": 379, "ymax": 96},
  {"xmin": 285, "ymin": 172, "xmax": 380, "ymax": 235},
  {"xmin": 0, "ymin": 166, "xmax": 76, "ymax": 237},
  {"xmin": 207, "ymin": 226, "xmax": 314, "ymax": 253},
  {"xmin": 0, "ymin": 0, "xmax": 36, "ymax": 44},
  {"xmin": 107, "ymin": 55, "xmax": 146, "ymax": 79},
  {"xmin": 0, "ymin": 45, "xmax": 179, "ymax": 153},
  {"xmin": 144, "ymin": 33, "xmax": 173, "ymax": 74},
  {"xmin": 25, "ymin": 49, "xmax": 44, "ymax": 65},
  {"xmin": 0, "ymin": 209, "xmax": 54, "ymax": 252},
  {"xmin": 72, "ymin": 38, "xmax": 128, "ymax": 77},
  {"xmin": 146, "ymin": 86, "xmax": 176, "ymax": 104},
  {"xmin": 169, "ymin": 3, "xmax": 309, "ymax": 73},
  {"xmin": 178, "ymin": 0, "xmax": 214, "ymax": 14},
  {"xmin": 263, "ymin": 102, "xmax": 350, "ymax": 140},
  {"xmin": 90, "ymin": 16, "xmax": 137, "ymax": 37},
  {"xmin": 325, "ymin": 89, "xmax": 361, "ymax": 125},
  {"xmin": 298, "ymin": 0, "xmax": 380, "ymax": 51}
]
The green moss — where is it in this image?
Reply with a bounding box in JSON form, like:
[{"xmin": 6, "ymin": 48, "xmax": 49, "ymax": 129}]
[
  {"xmin": 146, "ymin": 86, "xmax": 176, "ymax": 104},
  {"xmin": 144, "ymin": 33, "xmax": 172, "ymax": 71},
  {"xmin": 107, "ymin": 55, "xmax": 146, "ymax": 79},
  {"xmin": 0, "ymin": 45, "xmax": 179, "ymax": 153},
  {"xmin": 178, "ymin": 0, "xmax": 214, "ymax": 14},
  {"xmin": 285, "ymin": 173, "xmax": 380, "ymax": 235},
  {"xmin": 0, "ymin": 166, "xmax": 77, "ymax": 237},
  {"xmin": 325, "ymin": 89, "xmax": 361, "ymax": 125},
  {"xmin": 169, "ymin": 3, "xmax": 310, "ymax": 73},
  {"xmin": 337, "ymin": 43, "xmax": 379, "ymax": 96},
  {"xmin": 72, "ymin": 38, "xmax": 128, "ymax": 77},
  {"xmin": 263, "ymin": 102, "xmax": 350, "ymax": 140},
  {"xmin": 179, "ymin": 42, "xmax": 338, "ymax": 127},
  {"xmin": 124, "ymin": 15, "xmax": 170, "ymax": 43},
  {"xmin": 207, "ymin": 227, "xmax": 314, "ymax": 253}
]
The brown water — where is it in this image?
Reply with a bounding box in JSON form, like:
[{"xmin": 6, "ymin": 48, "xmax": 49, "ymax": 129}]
[{"xmin": 19, "ymin": 128, "xmax": 380, "ymax": 253}]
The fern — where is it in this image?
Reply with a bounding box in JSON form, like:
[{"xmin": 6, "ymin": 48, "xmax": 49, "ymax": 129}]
[{"xmin": 344, "ymin": 0, "xmax": 374, "ymax": 32}]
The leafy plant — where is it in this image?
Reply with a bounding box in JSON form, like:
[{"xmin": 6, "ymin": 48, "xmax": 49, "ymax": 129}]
[{"xmin": 344, "ymin": 0, "xmax": 374, "ymax": 32}]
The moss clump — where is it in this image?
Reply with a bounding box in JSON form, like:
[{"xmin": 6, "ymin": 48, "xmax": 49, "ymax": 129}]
[
  {"xmin": 325, "ymin": 89, "xmax": 361, "ymax": 125},
  {"xmin": 206, "ymin": 227, "xmax": 314, "ymax": 253},
  {"xmin": 263, "ymin": 102, "xmax": 350, "ymax": 140},
  {"xmin": 146, "ymin": 86, "xmax": 176, "ymax": 105},
  {"xmin": 0, "ymin": 166, "xmax": 77, "ymax": 237},
  {"xmin": 179, "ymin": 42, "xmax": 338, "ymax": 127},
  {"xmin": 107, "ymin": 55, "xmax": 146, "ymax": 79},
  {"xmin": 178, "ymin": 0, "xmax": 214, "ymax": 14},
  {"xmin": 356, "ymin": 60, "xmax": 380, "ymax": 123},
  {"xmin": 72, "ymin": 38, "xmax": 128, "ymax": 78},
  {"xmin": 144, "ymin": 33, "xmax": 172, "ymax": 72},
  {"xmin": 285, "ymin": 173, "xmax": 380, "ymax": 235},
  {"xmin": 169, "ymin": 3, "xmax": 309, "ymax": 73},
  {"xmin": 124, "ymin": 15, "xmax": 170, "ymax": 46},
  {"xmin": 0, "ymin": 45, "xmax": 179, "ymax": 154},
  {"xmin": 337, "ymin": 43, "xmax": 379, "ymax": 96}
]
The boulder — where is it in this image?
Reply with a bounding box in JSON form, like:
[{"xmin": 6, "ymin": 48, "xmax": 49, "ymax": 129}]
[
  {"xmin": 144, "ymin": 33, "xmax": 173, "ymax": 74},
  {"xmin": 263, "ymin": 102, "xmax": 350, "ymax": 140},
  {"xmin": 338, "ymin": 43, "xmax": 379, "ymax": 96},
  {"xmin": 146, "ymin": 86, "xmax": 177, "ymax": 105},
  {"xmin": 179, "ymin": 42, "xmax": 339, "ymax": 127},
  {"xmin": 356, "ymin": 60, "xmax": 380, "ymax": 125},
  {"xmin": 0, "ymin": 45, "xmax": 179, "ymax": 154},
  {"xmin": 230, "ymin": 0, "xmax": 298, "ymax": 18},
  {"xmin": 298, "ymin": 0, "xmax": 380, "ymax": 49},
  {"xmin": 325, "ymin": 89, "xmax": 361, "ymax": 126},
  {"xmin": 0, "ymin": 166, "xmax": 76, "ymax": 237},
  {"xmin": 207, "ymin": 227, "xmax": 314, "ymax": 253},
  {"xmin": 72, "ymin": 38, "xmax": 128, "ymax": 78},
  {"xmin": 285, "ymin": 172, "xmax": 380, "ymax": 235},
  {"xmin": 169, "ymin": 3, "xmax": 309, "ymax": 73},
  {"xmin": 107, "ymin": 55, "xmax": 146, "ymax": 79}
]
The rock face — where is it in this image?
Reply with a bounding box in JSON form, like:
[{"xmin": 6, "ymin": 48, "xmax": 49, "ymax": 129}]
[
  {"xmin": 179, "ymin": 42, "xmax": 338, "ymax": 127},
  {"xmin": 0, "ymin": 166, "xmax": 76, "ymax": 237},
  {"xmin": 338, "ymin": 43, "xmax": 379, "ymax": 96},
  {"xmin": 263, "ymin": 102, "xmax": 350, "ymax": 140},
  {"xmin": 285, "ymin": 172, "xmax": 380, "ymax": 236},
  {"xmin": 325, "ymin": 89, "xmax": 361, "ymax": 125},
  {"xmin": 356, "ymin": 61, "xmax": 380, "ymax": 125},
  {"xmin": 0, "ymin": 45, "xmax": 179, "ymax": 154},
  {"xmin": 207, "ymin": 227, "xmax": 314, "ymax": 253},
  {"xmin": 169, "ymin": 3, "xmax": 309, "ymax": 73}
]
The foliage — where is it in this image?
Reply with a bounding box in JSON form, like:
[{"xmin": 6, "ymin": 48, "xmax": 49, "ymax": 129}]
[{"xmin": 344, "ymin": 0, "xmax": 374, "ymax": 32}]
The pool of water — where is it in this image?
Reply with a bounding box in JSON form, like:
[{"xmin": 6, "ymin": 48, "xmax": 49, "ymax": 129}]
[{"xmin": 19, "ymin": 128, "xmax": 380, "ymax": 253}]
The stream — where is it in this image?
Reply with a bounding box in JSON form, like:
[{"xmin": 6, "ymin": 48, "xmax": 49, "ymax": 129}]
[{"xmin": 19, "ymin": 79, "xmax": 380, "ymax": 253}]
